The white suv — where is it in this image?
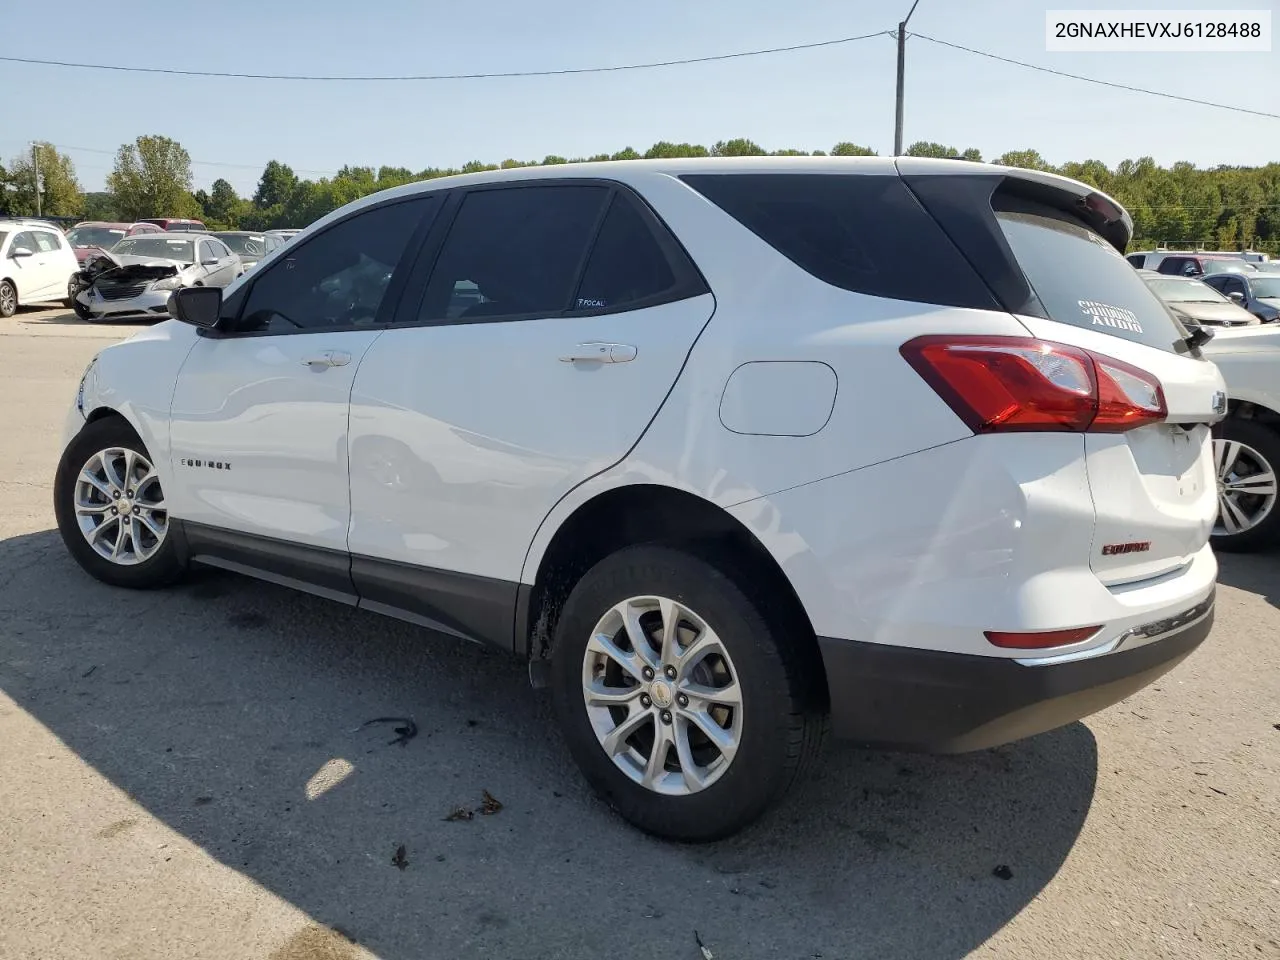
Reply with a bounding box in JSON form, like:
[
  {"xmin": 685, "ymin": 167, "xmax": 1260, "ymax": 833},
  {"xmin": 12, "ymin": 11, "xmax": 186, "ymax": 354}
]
[
  {"xmin": 54, "ymin": 158, "xmax": 1225, "ymax": 840},
  {"xmin": 1, "ymin": 219, "xmax": 80, "ymax": 316}
]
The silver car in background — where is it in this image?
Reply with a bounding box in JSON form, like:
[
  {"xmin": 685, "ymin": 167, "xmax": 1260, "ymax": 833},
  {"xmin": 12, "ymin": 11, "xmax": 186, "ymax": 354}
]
[
  {"xmin": 72, "ymin": 233, "xmax": 240, "ymax": 323},
  {"xmin": 211, "ymin": 231, "xmax": 285, "ymax": 275}
]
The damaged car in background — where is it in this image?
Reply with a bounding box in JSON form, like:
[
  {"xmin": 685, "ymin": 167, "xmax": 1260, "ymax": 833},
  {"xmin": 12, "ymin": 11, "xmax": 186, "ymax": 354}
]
[{"xmin": 72, "ymin": 233, "xmax": 240, "ymax": 323}]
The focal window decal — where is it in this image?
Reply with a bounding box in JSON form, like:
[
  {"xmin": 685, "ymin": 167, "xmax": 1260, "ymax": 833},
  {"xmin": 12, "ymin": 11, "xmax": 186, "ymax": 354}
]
[{"xmin": 1077, "ymin": 299, "xmax": 1143, "ymax": 334}]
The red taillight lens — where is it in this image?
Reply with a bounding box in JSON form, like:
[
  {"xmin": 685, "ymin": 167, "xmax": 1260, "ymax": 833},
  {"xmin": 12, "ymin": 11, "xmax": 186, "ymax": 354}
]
[
  {"xmin": 984, "ymin": 626, "xmax": 1102, "ymax": 649},
  {"xmin": 900, "ymin": 336, "xmax": 1166, "ymax": 434}
]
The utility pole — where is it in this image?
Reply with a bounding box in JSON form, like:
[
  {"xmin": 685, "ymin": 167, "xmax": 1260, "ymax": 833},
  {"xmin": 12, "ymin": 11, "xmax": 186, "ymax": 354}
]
[
  {"xmin": 31, "ymin": 143, "xmax": 41, "ymax": 217},
  {"xmin": 893, "ymin": 0, "xmax": 922, "ymax": 156}
]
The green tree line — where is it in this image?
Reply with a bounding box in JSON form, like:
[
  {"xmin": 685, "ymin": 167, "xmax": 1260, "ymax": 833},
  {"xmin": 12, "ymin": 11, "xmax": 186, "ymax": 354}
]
[{"xmin": 3, "ymin": 135, "xmax": 1278, "ymax": 252}]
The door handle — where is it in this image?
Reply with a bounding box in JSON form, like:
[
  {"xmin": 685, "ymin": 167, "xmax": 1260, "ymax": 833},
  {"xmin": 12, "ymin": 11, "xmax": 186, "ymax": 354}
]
[
  {"xmin": 559, "ymin": 342, "xmax": 638, "ymax": 364},
  {"xmin": 301, "ymin": 350, "xmax": 352, "ymax": 368}
]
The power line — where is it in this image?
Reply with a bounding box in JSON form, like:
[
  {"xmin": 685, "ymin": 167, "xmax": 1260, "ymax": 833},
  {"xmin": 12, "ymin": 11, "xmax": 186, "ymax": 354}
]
[
  {"xmin": 0, "ymin": 32, "xmax": 891, "ymax": 82},
  {"xmin": 911, "ymin": 32, "xmax": 1280, "ymax": 120}
]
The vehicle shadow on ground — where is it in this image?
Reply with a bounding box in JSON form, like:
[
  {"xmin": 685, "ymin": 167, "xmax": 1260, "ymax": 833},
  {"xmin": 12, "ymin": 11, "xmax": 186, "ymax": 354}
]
[
  {"xmin": 1215, "ymin": 550, "xmax": 1280, "ymax": 610},
  {"xmin": 0, "ymin": 529, "xmax": 1098, "ymax": 960},
  {"xmin": 14, "ymin": 307, "xmax": 153, "ymax": 328}
]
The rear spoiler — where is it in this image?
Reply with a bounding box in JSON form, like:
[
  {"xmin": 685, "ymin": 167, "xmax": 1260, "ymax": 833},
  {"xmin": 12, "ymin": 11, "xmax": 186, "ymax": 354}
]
[
  {"xmin": 894, "ymin": 158, "xmax": 1132, "ymax": 253},
  {"xmin": 894, "ymin": 158, "xmax": 1133, "ymax": 319}
]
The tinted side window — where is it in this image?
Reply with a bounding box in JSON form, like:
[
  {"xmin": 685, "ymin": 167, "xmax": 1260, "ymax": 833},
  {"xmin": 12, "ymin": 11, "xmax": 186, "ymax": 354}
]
[
  {"xmin": 197, "ymin": 240, "xmax": 213, "ymax": 261},
  {"xmin": 237, "ymin": 196, "xmax": 436, "ymax": 334},
  {"xmin": 1224, "ymin": 276, "xmax": 1247, "ymax": 295},
  {"xmin": 11, "ymin": 231, "xmax": 34, "ymax": 254},
  {"xmin": 420, "ymin": 185, "xmax": 609, "ymax": 322},
  {"xmin": 33, "ymin": 230, "xmax": 62, "ymax": 252},
  {"xmin": 1159, "ymin": 257, "xmax": 1197, "ymax": 276},
  {"xmin": 681, "ymin": 173, "xmax": 997, "ymax": 309},
  {"xmin": 570, "ymin": 193, "xmax": 681, "ymax": 312}
]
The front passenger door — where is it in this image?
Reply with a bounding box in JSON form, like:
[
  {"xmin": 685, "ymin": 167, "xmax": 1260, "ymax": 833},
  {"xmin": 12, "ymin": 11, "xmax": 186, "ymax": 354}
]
[
  {"xmin": 167, "ymin": 194, "xmax": 438, "ymax": 569},
  {"xmin": 7, "ymin": 232, "xmax": 45, "ymax": 301}
]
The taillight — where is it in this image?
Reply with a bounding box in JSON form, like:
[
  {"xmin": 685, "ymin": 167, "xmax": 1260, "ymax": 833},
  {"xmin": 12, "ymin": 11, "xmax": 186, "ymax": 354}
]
[{"xmin": 900, "ymin": 336, "xmax": 1166, "ymax": 434}]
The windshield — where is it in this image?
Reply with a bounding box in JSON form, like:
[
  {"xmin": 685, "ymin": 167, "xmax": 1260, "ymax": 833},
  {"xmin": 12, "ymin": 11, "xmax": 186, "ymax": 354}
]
[
  {"xmin": 1145, "ymin": 278, "xmax": 1229, "ymax": 303},
  {"xmin": 996, "ymin": 207, "xmax": 1189, "ymax": 353},
  {"xmin": 112, "ymin": 237, "xmax": 196, "ymax": 261},
  {"xmin": 215, "ymin": 234, "xmax": 267, "ymax": 257},
  {"xmin": 68, "ymin": 227, "xmax": 126, "ymax": 248},
  {"xmin": 1251, "ymin": 278, "xmax": 1280, "ymax": 298}
]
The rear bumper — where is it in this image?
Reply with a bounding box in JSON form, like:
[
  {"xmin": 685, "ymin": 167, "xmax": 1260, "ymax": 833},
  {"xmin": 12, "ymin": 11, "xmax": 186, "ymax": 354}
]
[{"xmin": 819, "ymin": 589, "xmax": 1214, "ymax": 752}]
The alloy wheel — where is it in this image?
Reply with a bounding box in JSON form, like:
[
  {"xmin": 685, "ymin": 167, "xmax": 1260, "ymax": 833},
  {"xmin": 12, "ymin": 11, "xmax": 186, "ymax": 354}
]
[
  {"xmin": 1214, "ymin": 437, "xmax": 1278, "ymax": 536},
  {"xmin": 581, "ymin": 595, "xmax": 743, "ymax": 796},
  {"xmin": 0, "ymin": 283, "xmax": 16, "ymax": 315},
  {"xmin": 73, "ymin": 447, "xmax": 168, "ymax": 565}
]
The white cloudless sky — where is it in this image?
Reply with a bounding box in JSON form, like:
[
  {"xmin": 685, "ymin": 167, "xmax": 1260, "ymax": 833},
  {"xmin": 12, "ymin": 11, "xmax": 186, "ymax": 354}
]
[{"xmin": 2, "ymin": 0, "xmax": 1276, "ymax": 195}]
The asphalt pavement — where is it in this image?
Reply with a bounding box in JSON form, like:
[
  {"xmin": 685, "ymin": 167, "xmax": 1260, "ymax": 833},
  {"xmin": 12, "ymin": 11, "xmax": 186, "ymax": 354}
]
[{"xmin": 0, "ymin": 305, "xmax": 1277, "ymax": 960}]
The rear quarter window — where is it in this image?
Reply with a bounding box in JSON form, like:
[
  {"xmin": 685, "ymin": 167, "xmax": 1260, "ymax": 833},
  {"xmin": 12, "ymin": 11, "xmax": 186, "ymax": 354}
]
[
  {"xmin": 680, "ymin": 173, "xmax": 998, "ymax": 310},
  {"xmin": 996, "ymin": 204, "xmax": 1190, "ymax": 354}
]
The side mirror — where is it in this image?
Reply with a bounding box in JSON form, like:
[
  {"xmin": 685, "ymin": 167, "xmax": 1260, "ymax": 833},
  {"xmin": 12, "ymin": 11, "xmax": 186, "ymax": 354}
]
[
  {"xmin": 9, "ymin": 246, "xmax": 34, "ymax": 259},
  {"xmin": 169, "ymin": 285, "xmax": 223, "ymax": 328},
  {"xmin": 1228, "ymin": 291, "xmax": 1245, "ymax": 303}
]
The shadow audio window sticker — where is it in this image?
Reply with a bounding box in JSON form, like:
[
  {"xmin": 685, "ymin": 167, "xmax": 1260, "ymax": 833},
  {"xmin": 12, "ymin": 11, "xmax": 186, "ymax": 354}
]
[{"xmin": 1078, "ymin": 299, "xmax": 1144, "ymax": 334}]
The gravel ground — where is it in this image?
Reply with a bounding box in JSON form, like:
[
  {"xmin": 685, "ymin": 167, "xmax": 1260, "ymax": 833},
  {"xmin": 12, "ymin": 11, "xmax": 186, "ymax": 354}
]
[{"xmin": 0, "ymin": 306, "xmax": 1277, "ymax": 960}]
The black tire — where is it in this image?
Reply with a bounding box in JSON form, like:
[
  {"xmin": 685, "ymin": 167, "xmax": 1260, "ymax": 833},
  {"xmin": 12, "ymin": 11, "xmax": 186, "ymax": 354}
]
[
  {"xmin": 54, "ymin": 416, "xmax": 187, "ymax": 589},
  {"xmin": 1211, "ymin": 418, "xmax": 1280, "ymax": 553},
  {"xmin": 66, "ymin": 275, "xmax": 81, "ymax": 308},
  {"xmin": 0, "ymin": 280, "xmax": 17, "ymax": 318},
  {"xmin": 550, "ymin": 543, "xmax": 826, "ymax": 842}
]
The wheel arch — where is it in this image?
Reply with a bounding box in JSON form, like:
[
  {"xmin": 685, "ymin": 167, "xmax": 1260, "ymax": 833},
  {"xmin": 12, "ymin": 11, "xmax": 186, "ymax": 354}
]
[
  {"xmin": 520, "ymin": 483, "xmax": 824, "ymax": 697},
  {"xmin": 1226, "ymin": 397, "xmax": 1280, "ymax": 430}
]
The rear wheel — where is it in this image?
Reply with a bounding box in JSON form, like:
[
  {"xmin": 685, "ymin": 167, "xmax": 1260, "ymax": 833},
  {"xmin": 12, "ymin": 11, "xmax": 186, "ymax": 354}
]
[
  {"xmin": 550, "ymin": 543, "xmax": 826, "ymax": 842},
  {"xmin": 1211, "ymin": 418, "xmax": 1280, "ymax": 552},
  {"xmin": 54, "ymin": 417, "xmax": 187, "ymax": 588},
  {"xmin": 0, "ymin": 280, "xmax": 17, "ymax": 318}
]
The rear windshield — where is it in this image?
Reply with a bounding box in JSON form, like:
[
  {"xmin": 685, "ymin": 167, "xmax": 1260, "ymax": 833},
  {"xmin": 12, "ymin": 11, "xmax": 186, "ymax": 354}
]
[
  {"xmin": 996, "ymin": 206, "xmax": 1188, "ymax": 353},
  {"xmin": 216, "ymin": 234, "xmax": 267, "ymax": 256}
]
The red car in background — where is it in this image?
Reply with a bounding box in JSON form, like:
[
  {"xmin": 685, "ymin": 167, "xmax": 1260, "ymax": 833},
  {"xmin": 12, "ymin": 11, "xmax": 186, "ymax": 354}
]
[{"xmin": 65, "ymin": 221, "xmax": 165, "ymax": 265}]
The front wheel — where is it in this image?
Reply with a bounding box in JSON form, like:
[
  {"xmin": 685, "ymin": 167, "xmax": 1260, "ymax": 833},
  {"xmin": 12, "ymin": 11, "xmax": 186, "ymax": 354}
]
[
  {"xmin": 1211, "ymin": 418, "xmax": 1280, "ymax": 552},
  {"xmin": 0, "ymin": 280, "xmax": 17, "ymax": 318},
  {"xmin": 54, "ymin": 417, "xmax": 187, "ymax": 588},
  {"xmin": 550, "ymin": 543, "xmax": 826, "ymax": 842}
]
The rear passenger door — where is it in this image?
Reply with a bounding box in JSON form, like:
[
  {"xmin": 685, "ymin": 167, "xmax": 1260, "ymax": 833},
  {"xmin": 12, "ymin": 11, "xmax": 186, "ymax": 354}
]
[{"xmin": 346, "ymin": 180, "xmax": 715, "ymax": 643}]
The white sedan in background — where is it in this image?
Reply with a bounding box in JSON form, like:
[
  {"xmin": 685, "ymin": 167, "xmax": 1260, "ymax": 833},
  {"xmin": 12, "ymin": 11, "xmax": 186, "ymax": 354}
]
[{"xmin": 0, "ymin": 219, "xmax": 80, "ymax": 316}]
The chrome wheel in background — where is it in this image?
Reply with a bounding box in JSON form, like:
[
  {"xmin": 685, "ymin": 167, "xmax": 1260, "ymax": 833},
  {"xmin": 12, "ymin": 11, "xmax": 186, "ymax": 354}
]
[
  {"xmin": 1214, "ymin": 437, "xmax": 1278, "ymax": 537},
  {"xmin": 582, "ymin": 595, "xmax": 743, "ymax": 796},
  {"xmin": 74, "ymin": 447, "xmax": 168, "ymax": 565}
]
